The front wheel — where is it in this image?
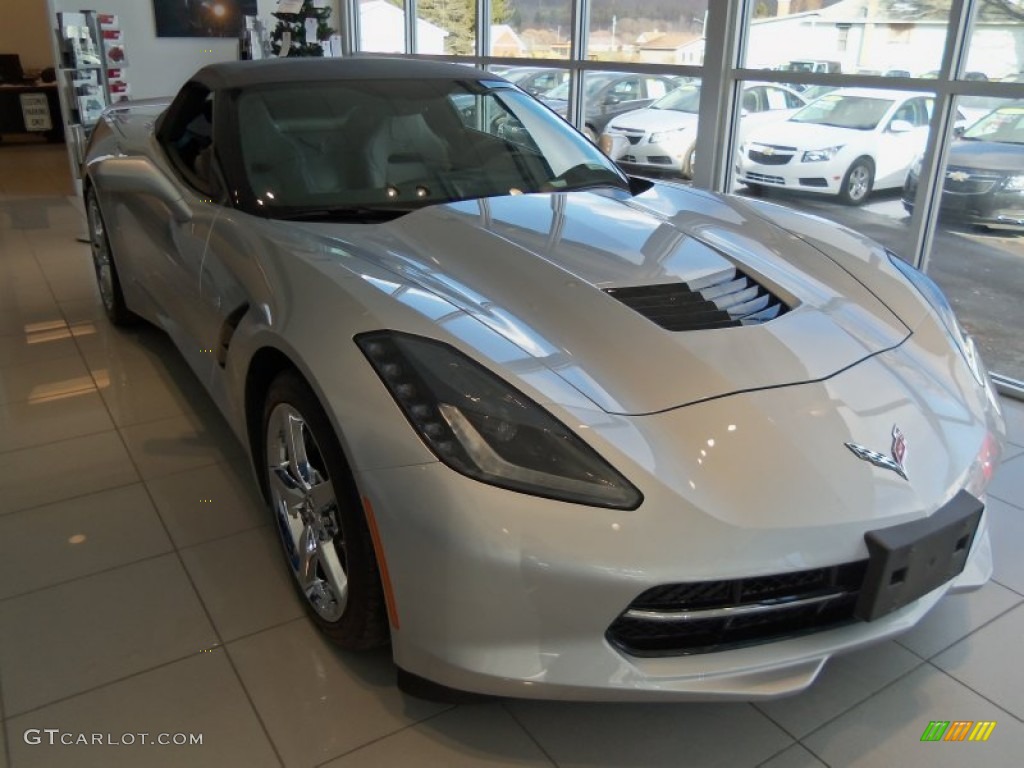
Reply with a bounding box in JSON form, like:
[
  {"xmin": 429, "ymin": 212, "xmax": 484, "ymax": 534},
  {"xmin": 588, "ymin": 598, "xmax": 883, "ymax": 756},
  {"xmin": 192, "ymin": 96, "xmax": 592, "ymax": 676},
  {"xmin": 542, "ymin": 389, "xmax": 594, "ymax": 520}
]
[
  {"xmin": 838, "ymin": 158, "xmax": 874, "ymax": 206},
  {"xmin": 681, "ymin": 143, "xmax": 697, "ymax": 178},
  {"xmin": 262, "ymin": 370, "xmax": 389, "ymax": 649},
  {"xmin": 85, "ymin": 187, "xmax": 135, "ymax": 326}
]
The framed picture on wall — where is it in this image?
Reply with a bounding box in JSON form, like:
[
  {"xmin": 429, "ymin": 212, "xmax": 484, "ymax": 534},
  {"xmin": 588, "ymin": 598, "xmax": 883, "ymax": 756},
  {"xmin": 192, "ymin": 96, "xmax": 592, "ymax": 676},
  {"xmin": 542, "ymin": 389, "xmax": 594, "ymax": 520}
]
[{"xmin": 152, "ymin": 0, "xmax": 258, "ymax": 38}]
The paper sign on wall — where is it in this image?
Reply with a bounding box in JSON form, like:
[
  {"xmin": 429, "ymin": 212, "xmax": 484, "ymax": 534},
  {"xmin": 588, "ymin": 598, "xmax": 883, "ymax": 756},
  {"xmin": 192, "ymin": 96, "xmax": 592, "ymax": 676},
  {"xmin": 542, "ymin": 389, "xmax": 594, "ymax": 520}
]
[
  {"xmin": 305, "ymin": 18, "xmax": 318, "ymax": 43},
  {"xmin": 19, "ymin": 93, "xmax": 53, "ymax": 132}
]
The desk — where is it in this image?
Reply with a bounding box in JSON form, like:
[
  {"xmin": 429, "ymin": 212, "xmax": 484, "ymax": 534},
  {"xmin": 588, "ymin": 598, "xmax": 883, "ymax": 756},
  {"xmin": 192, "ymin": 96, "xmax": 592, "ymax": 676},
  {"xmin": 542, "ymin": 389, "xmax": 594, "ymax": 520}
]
[{"xmin": 0, "ymin": 84, "xmax": 63, "ymax": 141}]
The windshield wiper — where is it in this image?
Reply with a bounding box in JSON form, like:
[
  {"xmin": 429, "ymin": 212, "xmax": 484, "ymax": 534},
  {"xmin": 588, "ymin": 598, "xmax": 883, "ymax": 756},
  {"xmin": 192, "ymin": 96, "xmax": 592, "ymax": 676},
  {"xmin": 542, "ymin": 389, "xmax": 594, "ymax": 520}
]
[{"xmin": 275, "ymin": 206, "xmax": 415, "ymax": 223}]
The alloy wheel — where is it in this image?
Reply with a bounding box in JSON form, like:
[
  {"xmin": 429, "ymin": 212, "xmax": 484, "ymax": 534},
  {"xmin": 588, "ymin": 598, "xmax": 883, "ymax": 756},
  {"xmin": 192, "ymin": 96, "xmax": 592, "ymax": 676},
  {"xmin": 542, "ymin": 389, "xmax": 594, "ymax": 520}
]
[{"xmin": 266, "ymin": 403, "xmax": 349, "ymax": 622}]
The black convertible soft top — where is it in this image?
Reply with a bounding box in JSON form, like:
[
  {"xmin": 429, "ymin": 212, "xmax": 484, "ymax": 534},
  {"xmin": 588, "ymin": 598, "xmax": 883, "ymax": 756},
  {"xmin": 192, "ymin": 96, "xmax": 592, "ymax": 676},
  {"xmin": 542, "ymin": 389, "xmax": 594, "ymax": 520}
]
[{"xmin": 192, "ymin": 57, "xmax": 495, "ymax": 91}]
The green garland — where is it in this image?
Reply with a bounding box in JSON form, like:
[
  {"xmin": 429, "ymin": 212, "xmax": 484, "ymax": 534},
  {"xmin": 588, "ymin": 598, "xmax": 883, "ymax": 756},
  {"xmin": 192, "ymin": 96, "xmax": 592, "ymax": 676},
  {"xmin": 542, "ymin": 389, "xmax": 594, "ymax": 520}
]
[{"xmin": 270, "ymin": 1, "xmax": 336, "ymax": 57}]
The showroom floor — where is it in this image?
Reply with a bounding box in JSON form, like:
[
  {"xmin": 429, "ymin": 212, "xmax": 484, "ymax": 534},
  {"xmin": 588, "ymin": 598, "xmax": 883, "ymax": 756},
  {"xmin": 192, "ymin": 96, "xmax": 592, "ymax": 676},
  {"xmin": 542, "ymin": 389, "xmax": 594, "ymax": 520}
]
[{"xmin": 1, "ymin": 141, "xmax": 1023, "ymax": 768}]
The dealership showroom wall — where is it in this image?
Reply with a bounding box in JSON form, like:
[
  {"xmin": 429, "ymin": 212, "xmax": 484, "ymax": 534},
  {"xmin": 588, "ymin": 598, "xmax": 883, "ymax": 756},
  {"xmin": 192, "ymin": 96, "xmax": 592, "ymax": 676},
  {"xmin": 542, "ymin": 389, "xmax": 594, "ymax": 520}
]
[{"xmin": 2, "ymin": 0, "xmax": 1024, "ymax": 766}]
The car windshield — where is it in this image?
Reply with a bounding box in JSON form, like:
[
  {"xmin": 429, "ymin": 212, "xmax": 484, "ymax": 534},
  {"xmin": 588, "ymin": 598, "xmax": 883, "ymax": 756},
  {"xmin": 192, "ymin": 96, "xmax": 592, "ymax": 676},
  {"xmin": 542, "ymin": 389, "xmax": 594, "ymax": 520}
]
[
  {"xmin": 650, "ymin": 85, "xmax": 701, "ymax": 113},
  {"xmin": 790, "ymin": 94, "xmax": 894, "ymax": 130},
  {"xmin": 235, "ymin": 79, "xmax": 628, "ymax": 220},
  {"xmin": 961, "ymin": 105, "xmax": 1024, "ymax": 144}
]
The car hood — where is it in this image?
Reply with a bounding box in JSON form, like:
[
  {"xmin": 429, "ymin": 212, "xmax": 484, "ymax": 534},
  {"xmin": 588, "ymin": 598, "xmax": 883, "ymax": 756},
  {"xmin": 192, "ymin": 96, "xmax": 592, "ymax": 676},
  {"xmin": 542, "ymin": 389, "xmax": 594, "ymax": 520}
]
[
  {"xmin": 607, "ymin": 109, "xmax": 699, "ymax": 133},
  {"xmin": 748, "ymin": 120, "xmax": 873, "ymax": 148},
  {"xmin": 949, "ymin": 139, "xmax": 1024, "ymax": 171},
  {"xmin": 304, "ymin": 185, "xmax": 909, "ymax": 415}
]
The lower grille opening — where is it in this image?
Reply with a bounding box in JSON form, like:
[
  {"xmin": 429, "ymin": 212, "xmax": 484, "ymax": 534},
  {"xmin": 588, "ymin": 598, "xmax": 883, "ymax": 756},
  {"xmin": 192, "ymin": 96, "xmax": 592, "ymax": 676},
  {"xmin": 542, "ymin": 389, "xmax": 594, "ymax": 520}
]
[{"xmin": 607, "ymin": 561, "xmax": 868, "ymax": 656}]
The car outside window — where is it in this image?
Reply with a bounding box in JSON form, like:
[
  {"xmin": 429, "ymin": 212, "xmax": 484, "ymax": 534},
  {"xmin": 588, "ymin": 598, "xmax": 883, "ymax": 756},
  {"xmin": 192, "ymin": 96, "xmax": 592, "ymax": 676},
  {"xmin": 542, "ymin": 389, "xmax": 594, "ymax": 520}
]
[{"xmin": 791, "ymin": 94, "xmax": 896, "ymax": 131}]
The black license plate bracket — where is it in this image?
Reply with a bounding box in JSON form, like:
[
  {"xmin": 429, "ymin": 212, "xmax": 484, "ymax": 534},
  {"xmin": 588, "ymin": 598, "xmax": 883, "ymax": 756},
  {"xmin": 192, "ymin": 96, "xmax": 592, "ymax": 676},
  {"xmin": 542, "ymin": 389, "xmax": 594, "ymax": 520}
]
[{"xmin": 855, "ymin": 490, "xmax": 983, "ymax": 622}]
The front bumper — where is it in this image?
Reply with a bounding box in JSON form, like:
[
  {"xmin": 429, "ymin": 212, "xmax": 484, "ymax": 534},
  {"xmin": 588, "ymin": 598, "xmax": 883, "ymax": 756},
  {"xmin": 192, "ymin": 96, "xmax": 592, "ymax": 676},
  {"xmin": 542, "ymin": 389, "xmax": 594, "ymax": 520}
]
[
  {"xmin": 736, "ymin": 151, "xmax": 844, "ymax": 195},
  {"xmin": 358, "ymin": 457, "xmax": 993, "ymax": 701},
  {"xmin": 903, "ymin": 174, "xmax": 1024, "ymax": 230}
]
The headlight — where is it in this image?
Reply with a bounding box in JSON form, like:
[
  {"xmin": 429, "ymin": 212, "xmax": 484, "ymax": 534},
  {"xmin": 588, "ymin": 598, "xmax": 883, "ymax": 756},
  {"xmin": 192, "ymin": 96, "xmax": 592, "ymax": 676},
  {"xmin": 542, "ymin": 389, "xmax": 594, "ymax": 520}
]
[
  {"xmin": 1004, "ymin": 174, "xmax": 1024, "ymax": 191},
  {"xmin": 887, "ymin": 252, "xmax": 986, "ymax": 386},
  {"xmin": 650, "ymin": 128, "xmax": 687, "ymax": 144},
  {"xmin": 357, "ymin": 332, "xmax": 643, "ymax": 509},
  {"xmin": 801, "ymin": 145, "xmax": 843, "ymax": 162}
]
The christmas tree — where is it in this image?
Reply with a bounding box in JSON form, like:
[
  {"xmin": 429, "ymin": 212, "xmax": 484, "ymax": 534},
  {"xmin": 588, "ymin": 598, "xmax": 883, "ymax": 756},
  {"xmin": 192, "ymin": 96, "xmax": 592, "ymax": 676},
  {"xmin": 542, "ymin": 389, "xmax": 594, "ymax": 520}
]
[{"xmin": 270, "ymin": 0, "xmax": 335, "ymax": 57}]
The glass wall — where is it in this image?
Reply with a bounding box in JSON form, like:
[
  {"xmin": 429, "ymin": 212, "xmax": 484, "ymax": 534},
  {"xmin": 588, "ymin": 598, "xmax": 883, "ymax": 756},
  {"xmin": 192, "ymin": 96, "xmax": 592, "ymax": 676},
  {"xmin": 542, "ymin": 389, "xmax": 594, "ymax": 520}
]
[
  {"xmin": 489, "ymin": 0, "xmax": 571, "ymax": 58},
  {"xmin": 739, "ymin": 1, "xmax": 953, "ymax": 77},
  {"xmin": 415, "ymin": 2, "xmax": 477, "ymax": 55},
  {"xmin": 347, "ymin": 0, "xmax": 1023, "ymax": 391},
  {"xmin": 359, "ymin": 0, "xmax": 407, "ymax": 53},
  {"xmin": 920, "ymin": 99, "xmax": 1024, "ymax": 382}
]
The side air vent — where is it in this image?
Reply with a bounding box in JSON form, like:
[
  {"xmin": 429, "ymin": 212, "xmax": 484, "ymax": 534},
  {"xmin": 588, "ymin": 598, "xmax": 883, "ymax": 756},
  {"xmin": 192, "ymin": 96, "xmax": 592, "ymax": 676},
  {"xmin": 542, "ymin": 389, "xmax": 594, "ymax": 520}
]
[{"xmin": 604, "ymin": 267, "xmax": 788, "ymax": 332}]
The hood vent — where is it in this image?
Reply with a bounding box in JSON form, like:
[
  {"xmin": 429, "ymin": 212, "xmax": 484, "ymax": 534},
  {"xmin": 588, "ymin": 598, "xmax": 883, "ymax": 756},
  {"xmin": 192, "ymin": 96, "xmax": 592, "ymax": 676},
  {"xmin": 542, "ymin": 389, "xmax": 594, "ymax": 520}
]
[{"xmin": 604, "ymin": 267, "xmax": 788, "ymax": 332}]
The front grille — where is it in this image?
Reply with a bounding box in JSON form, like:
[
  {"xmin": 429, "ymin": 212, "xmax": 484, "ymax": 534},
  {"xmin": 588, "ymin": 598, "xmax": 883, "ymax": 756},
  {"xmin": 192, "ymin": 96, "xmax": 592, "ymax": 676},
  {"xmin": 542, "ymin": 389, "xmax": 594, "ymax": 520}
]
[
  {"xmin": 604, "ymin": 267, "xmax": 788, "ymax": 332},
  {"xmin": 745, "ymin": 172, "xmax": 785, "ymax": 185},
  {"xmin": 748, "ymin": 145, "xmax": 795, "ymax": 165},
  {"xmin": 648, "ymin": 155, "xmax": 673, "ymax": 164},
  {"xmin": 625, "ymin": 134, "xmax": 644, "ymax": 145},
  {"xmin": 607, "ymin": 561, "xmax": 869, "ymax": 656},
  {"xmin": 943, "ymin": 167, "xmax": 1001, "ymax": 195}
]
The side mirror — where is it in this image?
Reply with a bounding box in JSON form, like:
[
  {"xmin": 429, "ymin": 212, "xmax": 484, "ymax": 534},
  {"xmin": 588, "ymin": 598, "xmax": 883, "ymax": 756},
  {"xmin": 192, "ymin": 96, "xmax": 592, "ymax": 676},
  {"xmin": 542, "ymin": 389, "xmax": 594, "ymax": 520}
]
[
  {"xmin": 603, "ymin": 94, "xmax": 622, "ymax": 106},
  {"xmin": 889, "ymin": 119, "xmax": 915, "ymax": 134},
  {"xmin": 88, "ymin": 156, "xmax": 193, "ymax": 223}
]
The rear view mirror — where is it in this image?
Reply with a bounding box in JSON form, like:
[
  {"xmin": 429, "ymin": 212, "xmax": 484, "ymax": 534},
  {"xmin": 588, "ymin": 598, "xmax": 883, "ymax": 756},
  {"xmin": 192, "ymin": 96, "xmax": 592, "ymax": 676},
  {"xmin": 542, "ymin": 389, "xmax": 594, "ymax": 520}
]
[{"xmin": 88, "ymin": 156, "xmax": 193, "ymax": 223}]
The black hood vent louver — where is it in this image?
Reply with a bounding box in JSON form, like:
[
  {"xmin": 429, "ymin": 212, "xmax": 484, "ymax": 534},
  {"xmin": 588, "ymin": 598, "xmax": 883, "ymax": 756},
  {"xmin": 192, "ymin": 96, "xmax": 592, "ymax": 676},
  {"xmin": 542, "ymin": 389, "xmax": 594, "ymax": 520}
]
[{"xmin": 604, "ymin": 267, "xmax": 788, "ymax": 332}]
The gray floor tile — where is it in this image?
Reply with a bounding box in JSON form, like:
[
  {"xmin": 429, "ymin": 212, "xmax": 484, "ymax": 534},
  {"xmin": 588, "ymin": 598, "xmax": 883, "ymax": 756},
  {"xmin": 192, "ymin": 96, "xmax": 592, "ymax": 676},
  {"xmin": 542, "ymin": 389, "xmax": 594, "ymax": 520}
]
[
  {"xmin": 0, "ymin": 725, "xmax": 5, "ymax": 768},
  {"xmin": 987, "ymin": 496, "xmax": 1024, "ymax": 595},
  {"xmin": 4, "ymin": 651, "xmax": 278, "ymax": 768},
  {"xmin": 0, "ymin": 431, "xmax": 138, "ymax": 515},
  {"xmin": 0, "ymin": 353, "xmax": 93, "ymax": 406},
  {"xmin": 0, "ymin": 330, "xmax": 80, "ymax": 369},
  {"xmin": 896, "ymin": 581, "xmax": 1023, "ymax": 658},
  {"xmin": 758, "ymin": 744, "xmax": 826, "ymax": 768},
  {"xmin": 803, "ymin": 664, "xmax": 1024, "ymax": 767},
  {"xmin": 181, "ymin": 525, "xmax": 305, "ymax": 642},
  {"xmin": 506, "ymin": 699, "xmax": 791, "ymax": 768},
  {"xmin": 228, "ymin": 621, "xmax": 447, "ymax": 767},
  {"xmin": 119, "ymin": 412, "xmax": 242, "ymax": 480},
  {"xmin": 0, "ymin": 484, "xmax": 172, "ymax": 600},
  {"xmin": 988, "ymin": 452, "xmax": 1024, "ymax": 505},
  {"xmin": 932, "ymin": 603, "xmax": 1024, "ymax": 719},
  {"xmin": 146, "ymin": 460, "xmax": 267, "ymax": 549},
  {"xmin": 0, "ymin": 554, "xmax": 217, "ymax": 716},
  {"xmin": 0, "ymin": 391, "xmax": 113, "ymax": 454},
  {"xmin": 756, "ymin": 641, "xmax": 921, "ymax": 739},
  {"xmin": 323, "ymin": 704, "xmax": 555, "ymax": 767},
  {"xmin": 97, "ymin": 364, "xmax": 206, "ymax": 428}
]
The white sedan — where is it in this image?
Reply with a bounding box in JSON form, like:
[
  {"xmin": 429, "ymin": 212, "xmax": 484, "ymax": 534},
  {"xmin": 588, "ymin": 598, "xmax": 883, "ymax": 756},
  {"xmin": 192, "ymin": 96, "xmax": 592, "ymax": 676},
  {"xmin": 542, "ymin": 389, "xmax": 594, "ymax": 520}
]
[
  {"xmin": 736, "ymin": 88, "xmax": 935, "ymax": 205},
  {"xmin": 602, "ymin": 82, "xmax": 807, "ymax": 178}
]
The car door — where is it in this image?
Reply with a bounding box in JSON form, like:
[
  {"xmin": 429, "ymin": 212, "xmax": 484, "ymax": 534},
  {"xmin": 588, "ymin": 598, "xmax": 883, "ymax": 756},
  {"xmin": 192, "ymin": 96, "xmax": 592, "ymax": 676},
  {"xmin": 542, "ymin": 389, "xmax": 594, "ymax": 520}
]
[
  {"xmin": 149, "ymin": 82, "xmax": 230, "ymax": 383},
  {"xmin": 738, "ymin": 86, "xmax": 806, "ymax": 145},
  {"xmin": 875, "ymin": 96, "xmax": 933, "ymax": 188},
  {"xmin": 591, "ymin": 76, "xmax": 646, "ymax": 132}
]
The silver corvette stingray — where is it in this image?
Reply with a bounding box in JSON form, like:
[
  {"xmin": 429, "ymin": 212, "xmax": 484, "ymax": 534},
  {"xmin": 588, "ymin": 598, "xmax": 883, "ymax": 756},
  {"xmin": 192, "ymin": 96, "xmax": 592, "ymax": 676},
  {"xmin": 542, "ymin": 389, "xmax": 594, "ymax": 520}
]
[{"xmin": 83, "ymin": 58, "xmax": 1005, "ymax": 701}]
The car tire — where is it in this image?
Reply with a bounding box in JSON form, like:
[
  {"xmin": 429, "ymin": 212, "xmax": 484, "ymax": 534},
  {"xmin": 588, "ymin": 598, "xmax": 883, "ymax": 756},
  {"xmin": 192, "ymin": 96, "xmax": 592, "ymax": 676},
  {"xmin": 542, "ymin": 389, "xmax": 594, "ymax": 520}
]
[
  {"xmin": 262, "ymin": 370, "xmax": 389, "ymax": 650},
  {"xmin": 838, "ymin": 157, "xmax": 874, "ymax": 206},
  {"xmin": 744, "ymin": 182, "xmax": 764, "ymax": 196},
  {"xmin": 85, "ymin": 187, "xmax": 136, "ymax": 326},
  {"xmin": 681, "ymin": 142, "xmax": 697, "ymax": 178}
]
